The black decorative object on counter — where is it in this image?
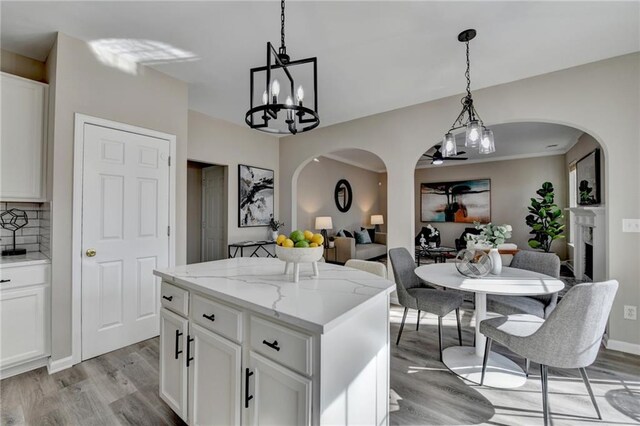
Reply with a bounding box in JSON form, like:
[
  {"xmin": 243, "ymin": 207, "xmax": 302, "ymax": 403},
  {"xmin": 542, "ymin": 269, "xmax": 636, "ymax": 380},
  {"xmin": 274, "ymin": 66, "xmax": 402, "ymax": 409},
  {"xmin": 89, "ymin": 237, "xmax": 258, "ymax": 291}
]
[{"xmin": 1, "ymin": 208, "xmax": 29, "ymax": 256}]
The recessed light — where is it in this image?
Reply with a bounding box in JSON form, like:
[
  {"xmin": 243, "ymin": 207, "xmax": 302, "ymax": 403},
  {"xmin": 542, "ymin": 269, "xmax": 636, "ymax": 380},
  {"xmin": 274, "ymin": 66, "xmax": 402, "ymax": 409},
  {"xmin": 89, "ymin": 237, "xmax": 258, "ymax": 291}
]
[{"xmin": 313, "ymin": 158, "xmax": 320, "ymax": 162}]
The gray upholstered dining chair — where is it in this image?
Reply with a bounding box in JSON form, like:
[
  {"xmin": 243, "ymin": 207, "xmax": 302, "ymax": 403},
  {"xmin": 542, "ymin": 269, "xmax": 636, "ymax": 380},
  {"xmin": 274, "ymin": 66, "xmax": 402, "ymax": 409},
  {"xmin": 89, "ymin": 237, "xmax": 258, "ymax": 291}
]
[
  {"xmin": 479, "ymin": 280, "xmax": 618, "ymax": 426},
  {"xmin": 487, "ymin": 250, "xmax": 561, "ymax": 319},
  {"xmin": 389, "ymin": 248, "xmax": 464, "ymax": 361}
]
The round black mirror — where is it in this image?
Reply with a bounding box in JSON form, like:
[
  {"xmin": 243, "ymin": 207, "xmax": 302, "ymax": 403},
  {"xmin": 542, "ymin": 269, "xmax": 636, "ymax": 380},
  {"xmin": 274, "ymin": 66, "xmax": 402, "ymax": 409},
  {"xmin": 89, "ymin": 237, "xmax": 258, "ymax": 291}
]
[{"xmin": 334, "ymin": 179, "xmax": 353, "ymax": 213}]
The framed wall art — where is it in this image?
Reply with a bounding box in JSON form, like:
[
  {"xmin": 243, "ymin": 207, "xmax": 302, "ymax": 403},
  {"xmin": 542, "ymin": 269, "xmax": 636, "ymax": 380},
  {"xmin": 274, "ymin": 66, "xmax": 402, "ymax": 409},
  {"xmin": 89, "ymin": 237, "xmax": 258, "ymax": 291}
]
[
  {"xmin": 238, "ymin": 164, "xmax": 274, "ymax": 227},
  {"xmin": 421, "ymin": 179, "xmax": 491, "ymax": 223}
]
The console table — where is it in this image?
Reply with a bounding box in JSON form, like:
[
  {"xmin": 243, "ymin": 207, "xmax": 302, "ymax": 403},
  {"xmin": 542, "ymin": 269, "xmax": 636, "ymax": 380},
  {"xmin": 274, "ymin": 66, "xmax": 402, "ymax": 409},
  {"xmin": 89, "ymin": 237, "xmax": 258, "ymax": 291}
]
[{"xmin": 228, "ymin": 241, "xmax": 275, "ymax": 258}]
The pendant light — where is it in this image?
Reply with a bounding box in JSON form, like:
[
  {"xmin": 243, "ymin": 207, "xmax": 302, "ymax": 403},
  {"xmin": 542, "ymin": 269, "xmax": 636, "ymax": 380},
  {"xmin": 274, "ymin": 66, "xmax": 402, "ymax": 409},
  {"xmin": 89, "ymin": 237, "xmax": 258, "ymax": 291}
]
[
  {"xmin": 442, "ymin": 29, "xmax": 495, "ymax": 157},
  {"xmin": 245, "ymin": 0, "xmax": 320, "ymax": 135}
]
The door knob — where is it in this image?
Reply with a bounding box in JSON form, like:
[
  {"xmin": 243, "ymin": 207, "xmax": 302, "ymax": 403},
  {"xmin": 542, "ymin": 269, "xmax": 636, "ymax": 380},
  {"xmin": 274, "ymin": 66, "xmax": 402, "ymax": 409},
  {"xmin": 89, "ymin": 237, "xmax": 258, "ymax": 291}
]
[{"xmin": 86, "ymin": 248, "xmax": 97, "ymax": 257}]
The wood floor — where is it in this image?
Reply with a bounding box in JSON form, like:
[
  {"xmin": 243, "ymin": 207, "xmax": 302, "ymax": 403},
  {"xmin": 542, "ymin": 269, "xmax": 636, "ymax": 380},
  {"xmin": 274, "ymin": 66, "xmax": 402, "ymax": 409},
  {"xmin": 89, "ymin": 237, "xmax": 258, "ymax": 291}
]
[{"xmin": 1, "ymin": 304, "xmax": 639, "ymax": 425}]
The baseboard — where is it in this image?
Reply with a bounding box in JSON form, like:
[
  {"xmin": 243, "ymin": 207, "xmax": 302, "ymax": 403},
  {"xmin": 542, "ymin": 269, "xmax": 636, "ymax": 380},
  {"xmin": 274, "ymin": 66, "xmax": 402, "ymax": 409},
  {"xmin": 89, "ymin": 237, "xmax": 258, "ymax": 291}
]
[
  {"xmin": 47, "ymin": 355, "xmax": 75, "ymax": 374},
  {"xmin": 0, "ymin": 356, "xmax": 49, "ymax": 380},
  {"xmin": 606, "ymin": 339, "xmax": 640, "ymax": 355}
]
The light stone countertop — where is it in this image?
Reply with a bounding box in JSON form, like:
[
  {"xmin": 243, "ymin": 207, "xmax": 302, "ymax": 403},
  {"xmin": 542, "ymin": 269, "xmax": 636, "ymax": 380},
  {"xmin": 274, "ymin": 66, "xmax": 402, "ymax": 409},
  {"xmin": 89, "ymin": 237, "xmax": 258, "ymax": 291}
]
[
  {"xmin": 154, "ymin": 257, "xmax": 395, "ymax": 334},
  {"xmin": 0, "ymin": 251, "xmax": 51, "ymax": 268}
]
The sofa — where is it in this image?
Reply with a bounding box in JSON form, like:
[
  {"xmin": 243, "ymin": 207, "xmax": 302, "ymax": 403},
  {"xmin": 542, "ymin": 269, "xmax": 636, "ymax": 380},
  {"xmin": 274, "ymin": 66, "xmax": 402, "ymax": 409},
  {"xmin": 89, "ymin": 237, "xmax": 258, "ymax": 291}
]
[{"xmin": 334, "ymin": 232, "xmax": 387, "ymax": 264}]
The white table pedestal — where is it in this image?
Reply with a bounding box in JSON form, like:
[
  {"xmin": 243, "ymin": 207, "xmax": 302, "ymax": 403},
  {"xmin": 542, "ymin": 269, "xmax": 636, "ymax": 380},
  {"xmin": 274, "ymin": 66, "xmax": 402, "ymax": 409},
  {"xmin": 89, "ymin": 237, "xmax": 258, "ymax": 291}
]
[{"xmin": 441, "ymin": 291, "xmax": 527, "ymax": 388}]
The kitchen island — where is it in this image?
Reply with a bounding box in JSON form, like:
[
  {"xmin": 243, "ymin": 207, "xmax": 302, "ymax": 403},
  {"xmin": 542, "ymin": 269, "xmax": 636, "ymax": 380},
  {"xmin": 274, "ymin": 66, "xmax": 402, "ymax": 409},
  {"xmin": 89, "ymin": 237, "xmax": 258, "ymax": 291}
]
[{"xmin": 153, "ymin": 257, "xmax": 394, "ymax": 426}]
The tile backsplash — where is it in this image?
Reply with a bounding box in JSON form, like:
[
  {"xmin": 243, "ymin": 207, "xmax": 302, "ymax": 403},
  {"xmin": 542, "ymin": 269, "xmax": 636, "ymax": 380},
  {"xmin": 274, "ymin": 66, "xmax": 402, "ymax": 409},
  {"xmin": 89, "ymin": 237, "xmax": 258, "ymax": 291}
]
[{"xmin": 0, "ymin": 202, "xmax": 51, "ymax": 256}]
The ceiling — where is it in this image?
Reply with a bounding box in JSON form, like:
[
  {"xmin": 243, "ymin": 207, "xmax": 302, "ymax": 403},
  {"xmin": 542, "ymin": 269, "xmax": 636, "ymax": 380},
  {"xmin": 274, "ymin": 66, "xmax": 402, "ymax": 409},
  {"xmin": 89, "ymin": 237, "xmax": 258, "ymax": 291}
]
[{"xmin": 2, "ymin": 2, "xmax": 639, "ymax": 131}]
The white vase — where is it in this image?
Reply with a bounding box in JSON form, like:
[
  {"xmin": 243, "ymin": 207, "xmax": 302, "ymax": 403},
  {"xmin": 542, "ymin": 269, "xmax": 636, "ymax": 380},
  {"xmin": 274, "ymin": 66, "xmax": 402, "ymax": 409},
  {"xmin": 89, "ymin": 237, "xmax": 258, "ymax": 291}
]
[
  {"xmin": 488, "ymin": 248, "xmax": 502, "ymax": 275},
  {"xmin": 270, "ymin": 230, "xmax": 278, "ymax": 241}
]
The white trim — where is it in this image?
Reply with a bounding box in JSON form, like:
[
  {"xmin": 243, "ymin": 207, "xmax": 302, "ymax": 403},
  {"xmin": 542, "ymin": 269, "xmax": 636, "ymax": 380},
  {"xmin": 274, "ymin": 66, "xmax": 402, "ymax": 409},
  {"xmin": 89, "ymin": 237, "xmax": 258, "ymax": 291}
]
[
  {"xmin": 47, "ymin": 355, "xmax": 74, "ymax": 375},
  {"xmin": 606, "ymin": 339, "xmax": 640, "ymax": 355},
  {"xmin": 0, "ymin": 356, "xmax": 49, "ymax": 380},
  {"xmin": 72, "ymin": 113, "xmax": 176, "ymax": 366}
]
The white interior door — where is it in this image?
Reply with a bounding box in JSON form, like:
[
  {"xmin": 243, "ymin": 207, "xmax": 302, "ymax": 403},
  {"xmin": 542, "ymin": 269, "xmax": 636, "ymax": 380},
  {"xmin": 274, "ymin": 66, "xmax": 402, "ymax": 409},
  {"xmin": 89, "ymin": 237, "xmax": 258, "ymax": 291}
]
[
  {"xmin": 202, "ymin": 166, "xmax": 226, "ymax": 261},
  {"xmin": 81, "ymin": 123, "xmax": 170, "ymax": 360}
]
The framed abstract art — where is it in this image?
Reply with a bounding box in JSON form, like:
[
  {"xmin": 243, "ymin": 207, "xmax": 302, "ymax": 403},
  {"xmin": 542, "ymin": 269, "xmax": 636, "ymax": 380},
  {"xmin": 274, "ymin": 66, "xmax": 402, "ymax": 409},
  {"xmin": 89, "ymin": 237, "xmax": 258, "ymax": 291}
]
[
  {"xmin": 421, "ymin": 179, "xmax": 491, "ymax": 223},
  {"xmin": 238, "ymin": 164, "xmax": 274, "ymax": 227}
]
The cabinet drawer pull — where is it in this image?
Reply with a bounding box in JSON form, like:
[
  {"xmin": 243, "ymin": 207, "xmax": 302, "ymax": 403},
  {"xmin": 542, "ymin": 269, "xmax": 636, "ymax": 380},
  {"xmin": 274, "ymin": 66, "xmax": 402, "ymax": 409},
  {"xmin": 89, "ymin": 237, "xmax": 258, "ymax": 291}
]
[
  {"xmin": 262, "ymin": 339, "xmax": 281, "ymax": 351},
  {"xmin": 0, "ymin": 279, "xmax": 10, "ymax": 283},
  {"xmin": 186, "ymin": 335, "xmax": 195, "ymax": 367},
  {"xmin": 162, "ymin": 295, "xmax": 173, "ymax": 301},
  {"xmin": 244, "ymin": 368, "xmax": 254, "ymax": 408},
  {"xmin": 202, "ymin": 313, "xmax": 215, "ymax": 322},
  {"xmin": 174, "ymin": 330, "xmax": 183, "ymax": 360}
]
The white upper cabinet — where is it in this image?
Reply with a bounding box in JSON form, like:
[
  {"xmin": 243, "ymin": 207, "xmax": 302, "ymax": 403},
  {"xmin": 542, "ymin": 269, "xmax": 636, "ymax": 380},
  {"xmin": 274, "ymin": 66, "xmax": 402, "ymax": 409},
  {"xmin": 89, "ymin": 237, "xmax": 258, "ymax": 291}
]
[{"xmin": 0, "ymin": 72, "xmax": 48, "ymax": 201}]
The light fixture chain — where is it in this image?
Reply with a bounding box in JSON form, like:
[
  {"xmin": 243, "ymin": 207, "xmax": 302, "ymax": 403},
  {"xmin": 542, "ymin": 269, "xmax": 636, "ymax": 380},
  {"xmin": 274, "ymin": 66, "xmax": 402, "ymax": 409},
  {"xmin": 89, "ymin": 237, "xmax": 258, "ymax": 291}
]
[
  {"xmin": 465, "ymin": 41, "xmax": 471, "ymax": 99},
  {"xmin": 281, "ymin": 0, "xmax": 286, "ymax": 50}
]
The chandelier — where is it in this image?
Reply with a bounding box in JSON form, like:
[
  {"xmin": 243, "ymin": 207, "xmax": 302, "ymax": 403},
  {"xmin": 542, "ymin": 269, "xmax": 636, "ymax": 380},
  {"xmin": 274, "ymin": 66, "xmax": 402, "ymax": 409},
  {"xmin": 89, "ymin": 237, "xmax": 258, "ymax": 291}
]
[
  {"xmin": 245, "ymin": 0, "xmax": 319, "ymax": 135},
  {"xmin": 442, "ymin": 29, "xmax": 495, "ymax": 157}
]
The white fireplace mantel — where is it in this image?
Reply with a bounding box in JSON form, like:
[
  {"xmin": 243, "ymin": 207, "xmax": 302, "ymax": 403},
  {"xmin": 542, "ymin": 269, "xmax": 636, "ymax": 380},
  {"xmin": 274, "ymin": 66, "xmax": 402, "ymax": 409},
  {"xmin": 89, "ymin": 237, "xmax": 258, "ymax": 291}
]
[{"xmin": 568, "ymin": 207, "xmax": 606, "ymax": 281}]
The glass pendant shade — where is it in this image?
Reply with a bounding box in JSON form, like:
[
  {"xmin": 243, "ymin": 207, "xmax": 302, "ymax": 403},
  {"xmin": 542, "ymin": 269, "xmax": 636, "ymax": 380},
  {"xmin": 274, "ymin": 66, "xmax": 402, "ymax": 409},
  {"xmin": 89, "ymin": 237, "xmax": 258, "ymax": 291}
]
[
  {"xmin": 479, "ymin": 129, "xmax": 495, "ymax": 154},
  {"xmin": 442, "ymin": 133, "xmax": 457, "ymax": 158},
  {"xmin": 465, "ymin": 120, "xmax": 482, "ymax": 148}
]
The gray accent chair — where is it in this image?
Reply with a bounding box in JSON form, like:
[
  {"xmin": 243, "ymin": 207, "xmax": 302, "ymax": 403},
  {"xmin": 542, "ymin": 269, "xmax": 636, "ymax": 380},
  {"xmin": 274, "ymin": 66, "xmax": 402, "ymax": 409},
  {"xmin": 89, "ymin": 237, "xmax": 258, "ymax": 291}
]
[
  {"xmin": 479, "ymin": 280, "xmax": 619, "ymax": 426},
  {"xmin": 388, "ymin": 248, "xmax": 464, "ymax": 361},
  {"xmin": 487, "ymin": 251, "xmax": 561, "ymax": 319}
]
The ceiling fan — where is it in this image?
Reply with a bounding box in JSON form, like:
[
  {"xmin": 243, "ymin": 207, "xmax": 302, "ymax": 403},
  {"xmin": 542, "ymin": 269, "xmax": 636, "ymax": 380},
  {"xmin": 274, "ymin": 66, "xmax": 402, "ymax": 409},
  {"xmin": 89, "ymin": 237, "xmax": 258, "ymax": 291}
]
[{"xmin": 422, "ymin": 145, "xmax": 468, "ymax": 165}]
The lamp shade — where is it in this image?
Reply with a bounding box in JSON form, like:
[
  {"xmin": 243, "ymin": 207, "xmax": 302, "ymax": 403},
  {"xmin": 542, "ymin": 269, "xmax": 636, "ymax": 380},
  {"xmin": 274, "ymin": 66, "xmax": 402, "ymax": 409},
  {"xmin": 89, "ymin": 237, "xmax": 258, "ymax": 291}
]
[
  {"xmin": 315, "ymin": 216, "xmax": 333, "ymax": 230},
  {"xmin": 371, "ymin": 215, "xmax": 384, "ymax": 225}
]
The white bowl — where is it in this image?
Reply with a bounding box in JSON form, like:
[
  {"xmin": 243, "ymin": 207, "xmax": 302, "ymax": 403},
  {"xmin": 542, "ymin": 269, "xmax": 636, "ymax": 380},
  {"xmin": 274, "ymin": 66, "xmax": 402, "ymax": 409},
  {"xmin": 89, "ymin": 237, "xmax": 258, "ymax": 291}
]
[{"xmin": 275, "ymin": 245, "xmax": 324, "ymax": 263}]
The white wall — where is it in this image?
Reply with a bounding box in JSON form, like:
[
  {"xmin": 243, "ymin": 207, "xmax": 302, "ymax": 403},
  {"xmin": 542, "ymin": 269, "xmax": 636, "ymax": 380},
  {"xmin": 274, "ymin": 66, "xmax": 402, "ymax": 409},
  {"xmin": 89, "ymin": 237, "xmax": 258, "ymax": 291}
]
[
  {"xmin": 297, "ymin": 157, "xmax": 384, "ymax": 234},
  {"xmin": 280, "ymin": 53, "xmax": 640, "ymax": 350},
  {"xmin": 415, "ymin": 155, "xmax": 567, "ymax": 259},
  {"xmin": 47, "ymin": 33, "xmax": 189, "ymax": 362},
  {"xmin": 187, "ymin": 162, "xmax": 203, "ymax": 264},
  {"xmin": 187, "ymin": 110, "xmax": 279, "ymax": 245}
]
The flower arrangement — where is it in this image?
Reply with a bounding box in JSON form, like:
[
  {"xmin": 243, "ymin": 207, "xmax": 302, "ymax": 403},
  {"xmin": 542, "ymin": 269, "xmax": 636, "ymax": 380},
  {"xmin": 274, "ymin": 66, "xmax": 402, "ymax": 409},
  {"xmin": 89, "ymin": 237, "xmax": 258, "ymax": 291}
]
[
  {"xmin": 466, "ymin": 222, "xmax": 512, "ymax": 248},
  {"xmin": 269, "ymin": 218, "xmax": 285, "ymax": 232},
  {"xmin": 425, "ymin": 224, "xmax": 439, "ymax": 238}
]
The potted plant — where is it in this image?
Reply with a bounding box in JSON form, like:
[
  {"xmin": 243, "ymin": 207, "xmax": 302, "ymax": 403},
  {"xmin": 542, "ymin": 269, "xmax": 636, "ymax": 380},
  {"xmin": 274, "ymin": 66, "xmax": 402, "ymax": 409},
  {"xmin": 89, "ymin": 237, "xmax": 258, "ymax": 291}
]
[
  {"xmin": 328, "ymin": 236, "xmax": 335, "ymax": 248},
  {"xmin": 526, "ymin": 182, "xmax": 565, "ymax": 252},
  {"xmin": 269, "ymin": 217, "xmax": 284, "ymax": 241}
]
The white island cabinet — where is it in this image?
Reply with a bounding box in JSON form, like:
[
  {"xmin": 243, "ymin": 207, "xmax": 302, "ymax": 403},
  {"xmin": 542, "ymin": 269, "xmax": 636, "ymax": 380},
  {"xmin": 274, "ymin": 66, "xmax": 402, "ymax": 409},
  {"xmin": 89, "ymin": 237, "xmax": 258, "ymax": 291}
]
[{"xmin": 154, "ymin": 257, "xmax": 394, "ymax": 426}]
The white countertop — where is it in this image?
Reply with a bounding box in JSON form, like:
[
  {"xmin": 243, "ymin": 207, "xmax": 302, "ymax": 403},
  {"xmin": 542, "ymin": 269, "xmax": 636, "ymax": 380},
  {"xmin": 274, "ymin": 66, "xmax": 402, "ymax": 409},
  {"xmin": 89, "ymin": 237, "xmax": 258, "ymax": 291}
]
[
  {"xmin": 0, "ymin": 252, "xmax": 51, "ymax": 268},
  {"xmin": 154, "ymin": 257, "xmax": 395, "ymax": 334},
  {"xmin": 415, "ymin": 263, "xmax": 565, "ymax": 296}
]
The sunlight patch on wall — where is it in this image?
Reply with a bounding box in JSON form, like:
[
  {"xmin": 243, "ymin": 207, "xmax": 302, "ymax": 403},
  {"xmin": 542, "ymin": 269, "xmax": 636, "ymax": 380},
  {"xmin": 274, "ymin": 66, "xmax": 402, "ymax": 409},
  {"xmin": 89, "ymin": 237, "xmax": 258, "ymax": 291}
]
[{"xmin": 89, "ymin": 38, "xmax": 199, "ymax": 75}]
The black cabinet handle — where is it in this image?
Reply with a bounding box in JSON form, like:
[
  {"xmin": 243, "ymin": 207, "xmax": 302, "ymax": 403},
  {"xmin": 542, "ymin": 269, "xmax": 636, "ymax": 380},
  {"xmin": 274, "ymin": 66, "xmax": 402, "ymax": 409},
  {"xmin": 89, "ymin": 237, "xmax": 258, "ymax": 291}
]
[
  {"xmin": 244, "ymin": 368, "xmax": 254, "ymax": 408},
  {"xmin": 174, "ymin": 330, "xmax": 183, "ymax": 360},
  {"xmin": 0, "ymin": 279, "xmax": 10, "ymax": 283},
  {"xmin": 202, "ymin": 313, "xmax": 215, "ymax": 322},
  {"xmin": 262, "ymin": 339, "xmax": 281, "ymax": 352},
  {"xmin": 162, "ymin": 295, "xmax": 173, "ymax": 301},
  {"xmin": 186, "ymin": 335, "xmax": 194, "ymax": 367}
]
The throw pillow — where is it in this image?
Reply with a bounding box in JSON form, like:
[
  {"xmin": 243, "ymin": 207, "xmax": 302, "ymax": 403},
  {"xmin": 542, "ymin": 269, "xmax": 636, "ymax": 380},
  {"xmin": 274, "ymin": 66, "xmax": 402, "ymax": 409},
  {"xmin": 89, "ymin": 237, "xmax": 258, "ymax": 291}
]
[
  {"xmin": 362, "ymin": 227, "xmax": 375, "ymax": 243},
  {"xmin": 336, "ymin": 229, "xmax": 346, "ymax": 237},
  {"xmin": 355, "ymin": 229, "xmax": 372, "ymax": 244},
  {"xmin": 343, "ymin": 230, "xmax": 354, "ymax": 238}
]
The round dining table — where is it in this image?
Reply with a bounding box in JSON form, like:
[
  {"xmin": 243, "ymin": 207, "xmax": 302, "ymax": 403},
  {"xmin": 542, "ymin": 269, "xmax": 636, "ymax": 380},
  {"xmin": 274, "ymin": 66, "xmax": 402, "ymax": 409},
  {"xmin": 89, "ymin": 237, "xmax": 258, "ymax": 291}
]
[{"xmin": 414, "ymin": 263, "xmax": 564, "ymax": 388}]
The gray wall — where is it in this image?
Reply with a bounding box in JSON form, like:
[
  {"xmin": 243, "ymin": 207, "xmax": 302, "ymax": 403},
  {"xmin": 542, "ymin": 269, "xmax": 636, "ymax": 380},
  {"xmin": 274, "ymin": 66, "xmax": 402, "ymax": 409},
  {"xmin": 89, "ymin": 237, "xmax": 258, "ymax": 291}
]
[
  {"xmin": 47, "ymin": 33, "xmax": 189, "ymax": 362},
  {"xmin": 414, "ymin": 155, "xmax": 567, "ymax": 259},
  {"xmin": 296, "ymin": 157, "xmax": 385, "ymax": 235},
  {"xmin": 279, "ymin": 53, "xmax": 640, "ymax": 349},
  {"xmin": 187, "ymin": 110, "xmax": 279, "ymax": 245}
]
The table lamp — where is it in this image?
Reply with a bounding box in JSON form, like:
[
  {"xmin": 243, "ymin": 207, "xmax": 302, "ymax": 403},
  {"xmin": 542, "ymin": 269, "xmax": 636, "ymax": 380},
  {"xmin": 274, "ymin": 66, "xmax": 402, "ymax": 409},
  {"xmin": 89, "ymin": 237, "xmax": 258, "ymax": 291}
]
[
  {"xmin": 315, "ymin": 216, "xmax": 333, "ymax": 248},
  {"xmin": 371, "ymin": 214, "xmax": 384, "ymax": 232}
]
